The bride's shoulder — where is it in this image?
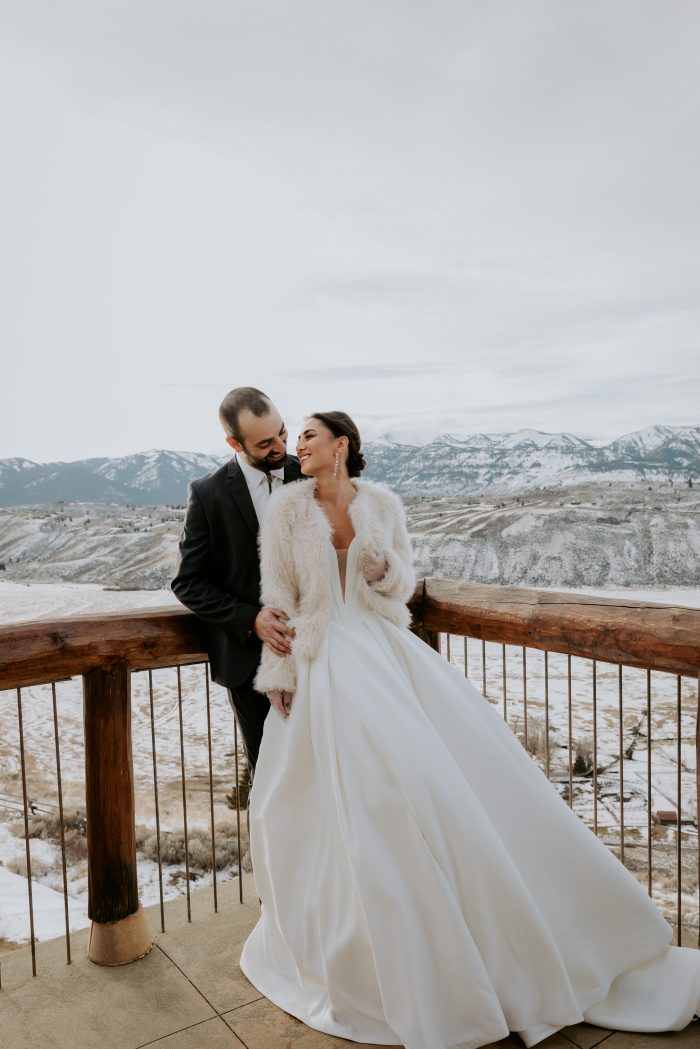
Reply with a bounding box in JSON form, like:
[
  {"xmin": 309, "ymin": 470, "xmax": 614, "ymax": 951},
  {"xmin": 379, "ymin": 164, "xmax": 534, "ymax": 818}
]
[
  {"xmin": 267, "ymin": 477, "xmax": 315, "ymax": 519},
  {"xmin": 274, "ymin": 476, "xmax": 314, "ymax": 502}
]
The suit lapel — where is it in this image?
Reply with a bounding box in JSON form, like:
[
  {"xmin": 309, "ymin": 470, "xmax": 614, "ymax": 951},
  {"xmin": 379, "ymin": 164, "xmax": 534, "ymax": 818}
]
[
  {"xmin": 225, "ymin": 459, "xmax": 259, "ymax": 538},
  {"xmin": 227, "ymin": 455, "xmax": 303, "ymax": 538}
]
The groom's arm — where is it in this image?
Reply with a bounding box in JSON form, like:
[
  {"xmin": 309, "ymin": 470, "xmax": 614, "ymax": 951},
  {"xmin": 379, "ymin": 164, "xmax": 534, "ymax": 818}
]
[{"xmin": 171, "ymin": 483, "xmax": 260, "ymax": 643}]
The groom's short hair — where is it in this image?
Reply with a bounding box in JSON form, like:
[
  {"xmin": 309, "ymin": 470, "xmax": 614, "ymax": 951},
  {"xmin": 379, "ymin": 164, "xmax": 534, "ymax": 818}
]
[{"xmin": 219, "ymin": 387, "xmax": 272, "ymax": 442}]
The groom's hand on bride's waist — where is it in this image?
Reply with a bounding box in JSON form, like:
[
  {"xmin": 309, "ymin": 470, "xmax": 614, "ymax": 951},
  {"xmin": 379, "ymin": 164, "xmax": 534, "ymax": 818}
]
[{"xmin": 254, "ymin": 607, "xmax": 296, "ymax": 656}]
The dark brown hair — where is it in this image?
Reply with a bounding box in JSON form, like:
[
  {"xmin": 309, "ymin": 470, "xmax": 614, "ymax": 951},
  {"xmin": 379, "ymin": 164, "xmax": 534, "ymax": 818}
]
[
  {"xmin": 308, "ymin": 411, "xmax": 366, "ymax": 477},
  {"xmin": 219, "ymin": 387, "xmax": 271, "ymax": 442}
]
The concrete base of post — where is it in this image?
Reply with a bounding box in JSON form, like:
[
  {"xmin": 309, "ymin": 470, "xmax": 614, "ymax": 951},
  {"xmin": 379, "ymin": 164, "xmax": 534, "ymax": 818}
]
[{"xmin": 87, "ymin": 903, "xmax": 153, "ymax": 965}]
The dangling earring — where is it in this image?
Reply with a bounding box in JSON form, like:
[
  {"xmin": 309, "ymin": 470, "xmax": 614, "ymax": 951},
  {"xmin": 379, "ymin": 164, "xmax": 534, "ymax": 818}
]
[{"xmin": 333, "ymin": 450, "xmax": 340, "ymax": 479}]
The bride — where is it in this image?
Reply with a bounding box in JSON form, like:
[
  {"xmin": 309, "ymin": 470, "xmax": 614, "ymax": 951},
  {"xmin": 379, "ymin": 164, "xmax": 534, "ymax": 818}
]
[{"xmin": 239, "ymin": 411, "xmax": 700, "ymax": 1049}]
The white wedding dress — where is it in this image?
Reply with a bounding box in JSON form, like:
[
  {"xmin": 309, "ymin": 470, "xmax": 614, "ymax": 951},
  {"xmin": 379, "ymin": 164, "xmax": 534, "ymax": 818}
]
[{"xmin": 240, "ymin": 538, "xmax": 700, "ymax": 1049}]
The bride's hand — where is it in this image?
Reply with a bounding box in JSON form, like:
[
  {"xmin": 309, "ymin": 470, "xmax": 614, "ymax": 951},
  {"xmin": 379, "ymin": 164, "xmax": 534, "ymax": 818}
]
[
  {"xmin": 360, "ymin": 550, "xmax": 387, "ymax": 584},
  {"xmin": 269, "ymin": 689, "xmax": 294, "ymax": 718}
]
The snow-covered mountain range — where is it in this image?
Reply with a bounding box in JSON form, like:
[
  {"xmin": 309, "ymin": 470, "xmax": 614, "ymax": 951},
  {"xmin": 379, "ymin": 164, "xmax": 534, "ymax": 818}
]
[
  {"xmin": 369, "ymin": 424, "xmax": 700, "ymax": 498},
  {"xmin": 0, "ymin": 450, "xmax": 222, "ymax": 507},
  {"xmin": 0, "ymin": 425, "xmax": 698, "ymax": 505}
]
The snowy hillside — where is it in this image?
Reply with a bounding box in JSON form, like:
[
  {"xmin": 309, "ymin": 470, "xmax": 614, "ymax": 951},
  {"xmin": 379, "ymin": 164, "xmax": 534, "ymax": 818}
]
[
  {"xmin": 408, "ymin": 482, "xmax": 700, "ymax": 588},
  {"xmin": 0, "ymin": 480, "xmax": 698, "ymax": 591}
]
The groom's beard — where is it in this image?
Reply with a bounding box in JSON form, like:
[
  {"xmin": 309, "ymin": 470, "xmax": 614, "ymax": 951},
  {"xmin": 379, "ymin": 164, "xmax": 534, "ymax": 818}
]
[{"xmin": 242, "ymin": 448, "xmax": 287, "ymax": 472}]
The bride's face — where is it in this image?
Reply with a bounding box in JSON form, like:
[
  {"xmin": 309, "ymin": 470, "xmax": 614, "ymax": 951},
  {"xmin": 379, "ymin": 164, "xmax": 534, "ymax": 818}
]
[{"xmin": 296, "ymin": 418, "xmax": 343, "ymax": 476}]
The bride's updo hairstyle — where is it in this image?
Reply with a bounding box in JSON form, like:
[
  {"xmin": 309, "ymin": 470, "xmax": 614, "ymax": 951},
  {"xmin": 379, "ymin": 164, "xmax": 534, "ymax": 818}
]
[{"xmin": 309, "ymin": 411, "xmax": 366, "ymax": 478}]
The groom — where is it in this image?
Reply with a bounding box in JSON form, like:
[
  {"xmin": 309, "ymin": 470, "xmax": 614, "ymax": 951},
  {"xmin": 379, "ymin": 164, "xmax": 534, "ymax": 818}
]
[{"xmin": 171, "ymin": 387, "xmax": 302, "ymax": 773}]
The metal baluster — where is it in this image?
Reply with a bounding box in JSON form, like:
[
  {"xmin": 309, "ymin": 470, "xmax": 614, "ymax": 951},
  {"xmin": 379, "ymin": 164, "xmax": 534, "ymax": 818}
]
[
  {"xmin": 647, "ymin": 670, "xmax": 653, "ymax": 898},
  {"xmin": 446, "ymin": 633, "xmax": 451, "ymax": 664},
  {"xmin": 17, "ymin": 688, "xmax": 37, "ymax": 975},
  {"xmin": 463, "ymin": 637, "xmax": 468, "ymax": 678},
  {"xmin": 205, "ymin": 665, "xmax": 218, "ymax": 913},
  {"xmin": 51, "ymin": 682, "xmax": 71, "ymax": 963},
  {"xmin": 234, "ymin": 718, "xmax": 243, "ymax": 903},
  {"xmin": 522, "ymin": 647, "xmax": 528, "ymax": 753},
  {"xmin": 592, "ymin": 660, "xmax": 598, "ymax": 836},
  {"xmin": 502, "ymin": 644, "xmax": 507, "ymax": 723},
  {"xmin": 176, "ymin": 666, "xmax": 191, "ymax": 922},
  {"xmin": 482, "ymin": 640, "xmax": 487, "ymax": 697},
  {"xmin": 676, "ymin": 675, "xmax": 682, "ymax": 945},
  {"xmin": 618, "ymin": 666, "xmax": 625, "ymax": 866},
  {"xmin": 148, "ymin": 670, "xmax": 165, "ymax": 933},
  {"xmin": 544, "ymin": 651, "xmax": 550, "ymax": 779},
  {"xmin": 567, "ymin": 655, "xmax": 573, "ymax": 809}
]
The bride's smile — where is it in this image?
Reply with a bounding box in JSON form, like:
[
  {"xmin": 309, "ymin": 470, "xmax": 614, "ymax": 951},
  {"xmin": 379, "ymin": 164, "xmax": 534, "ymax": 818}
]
[{"xmin": 296, "ymin": 419, "xmax": 343, "ymax": 478}]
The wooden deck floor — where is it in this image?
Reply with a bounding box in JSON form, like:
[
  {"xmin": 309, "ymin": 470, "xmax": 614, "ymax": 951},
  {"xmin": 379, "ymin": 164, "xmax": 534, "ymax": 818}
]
[{"xmin": 0, "ymin": 877, "xmax": 698, "ymax": 1049}]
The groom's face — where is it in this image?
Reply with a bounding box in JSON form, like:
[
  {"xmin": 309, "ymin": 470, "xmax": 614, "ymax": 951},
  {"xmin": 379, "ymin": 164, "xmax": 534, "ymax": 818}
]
[{"xmin": 228, "ymin": 406, "xmax": 288, "ymax": 471}]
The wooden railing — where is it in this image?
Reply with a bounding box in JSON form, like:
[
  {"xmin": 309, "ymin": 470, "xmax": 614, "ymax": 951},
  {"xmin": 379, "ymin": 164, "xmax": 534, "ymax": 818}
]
[
  {"xmin": 418, "ymin": 580, "xmax": 700, "ymax": 675},
  {"xmin": 1, "ymin": 580, "xmax": 699, "ymax": 966},
  {"xmin": 0, "ymin": 607, "xmax": 209, "ymax": 966}
]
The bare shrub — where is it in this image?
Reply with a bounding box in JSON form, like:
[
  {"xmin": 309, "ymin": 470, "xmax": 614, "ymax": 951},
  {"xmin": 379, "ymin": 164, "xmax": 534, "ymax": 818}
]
[
  {"xmin": 525, "ymin": 718, "xmax": 547, "ymax": 758},
  {"xmin": 7, "ymin": 856, "xmax": 52, "ymax": 879},
  {"xmin": 573, "ymin": 737, "xmax": 593, "ymax": 775},
  {"xmin": 510, "ymin": 716, "xmax": 549, "ymax": 759},
  {"xmin": 11, "ymin": 808, "xmax": 87, "ymax": 842},
  {"xmin": 135, "ymin": 821, "xmax": 248, "ymax": 873},
  {"xmin": 62, "ymin": 827, "xmax": 88, "ymax": 863}
]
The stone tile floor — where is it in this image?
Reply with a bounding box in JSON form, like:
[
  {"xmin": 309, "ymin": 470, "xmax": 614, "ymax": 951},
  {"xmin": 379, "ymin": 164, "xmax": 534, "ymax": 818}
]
[{"xmin": 0, "ymin": 876, "xmax": 698, "ymax": 1049}]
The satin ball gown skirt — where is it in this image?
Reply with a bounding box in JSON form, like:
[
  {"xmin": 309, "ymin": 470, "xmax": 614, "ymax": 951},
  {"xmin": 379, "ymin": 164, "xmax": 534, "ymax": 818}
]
[{"xmin": 240, "ymin": 541, "xmax": 700, "ymax": 1049}]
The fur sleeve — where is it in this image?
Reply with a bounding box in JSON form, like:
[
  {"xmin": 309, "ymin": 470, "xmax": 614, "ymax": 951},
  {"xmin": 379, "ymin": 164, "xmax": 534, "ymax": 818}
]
[
  {"xmin": 253, "ymin": 490, "xmax": 299, "ymax": 696},
  {"xmin": 360, "ymin": 489, "xmax": 415, "ymax": 624}
]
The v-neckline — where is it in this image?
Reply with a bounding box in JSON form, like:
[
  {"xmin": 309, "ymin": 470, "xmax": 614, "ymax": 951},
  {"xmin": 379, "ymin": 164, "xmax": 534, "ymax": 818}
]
[
  {"xmin": 330, "ymin": 536, "xmax": 356, "ymax": 603},
  {"xmin": 314, "ymin": 481, "xmax": 359, "ymax": 550}
]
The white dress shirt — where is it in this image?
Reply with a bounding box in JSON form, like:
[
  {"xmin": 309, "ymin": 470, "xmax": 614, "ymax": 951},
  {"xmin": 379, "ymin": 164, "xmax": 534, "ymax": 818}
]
[{"xmin": 236, "ymin": 453, "xmax": 285, "ymax": 525}]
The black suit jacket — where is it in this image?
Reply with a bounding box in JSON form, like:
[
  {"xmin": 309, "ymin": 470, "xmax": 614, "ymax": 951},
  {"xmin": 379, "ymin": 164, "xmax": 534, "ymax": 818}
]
[{"xmin": 171, "ymin": 455, "xmax": 303, "ymax": 689}]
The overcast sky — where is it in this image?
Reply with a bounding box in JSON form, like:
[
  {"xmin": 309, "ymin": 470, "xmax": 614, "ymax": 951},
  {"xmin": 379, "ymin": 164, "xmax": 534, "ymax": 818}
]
[{"xmin": 1, "ymin": 1, "xmax": 699, "ymax": 462}]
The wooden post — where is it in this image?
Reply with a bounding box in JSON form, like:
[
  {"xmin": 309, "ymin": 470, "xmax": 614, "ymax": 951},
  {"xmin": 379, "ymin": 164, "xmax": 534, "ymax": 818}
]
[
  {"xmin": 411, "ymin": 623, "xmax": 441, "ymax": 652},
  {"xmin": 83, "ymin": 659, "xmax": 152, "ymax": 964},
  {"xmin": 410, "ymin": 578, "xmax": 441, "ymax": 652}
]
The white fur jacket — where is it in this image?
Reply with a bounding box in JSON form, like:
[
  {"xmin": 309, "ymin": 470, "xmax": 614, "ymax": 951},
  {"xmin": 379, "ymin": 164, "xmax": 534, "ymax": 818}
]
[{"xmin": 253, "ymin": 477, "xmax": 415, "ymax": 696}]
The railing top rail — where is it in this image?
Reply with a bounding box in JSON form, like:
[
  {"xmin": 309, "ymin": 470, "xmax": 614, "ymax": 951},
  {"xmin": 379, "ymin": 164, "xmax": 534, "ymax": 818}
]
[
  {"xmin": 421, "ymin": 579, "xmax": 700, "ymax": 677},
  {"xmin": 0, "ymin": 604, "xmax": 209, "ymax": 689},
  {"xmin": 1, "ymin": 580, "xmax": 698, "ymax": 689}
]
